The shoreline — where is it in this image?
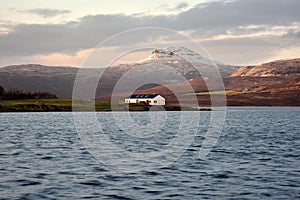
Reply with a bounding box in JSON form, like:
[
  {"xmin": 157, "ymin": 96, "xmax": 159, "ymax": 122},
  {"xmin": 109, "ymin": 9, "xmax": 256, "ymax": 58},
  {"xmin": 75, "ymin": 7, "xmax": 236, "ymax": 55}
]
[{"xmin": 0, "ymin": 98, "xmax": 298, "ymax": 112}]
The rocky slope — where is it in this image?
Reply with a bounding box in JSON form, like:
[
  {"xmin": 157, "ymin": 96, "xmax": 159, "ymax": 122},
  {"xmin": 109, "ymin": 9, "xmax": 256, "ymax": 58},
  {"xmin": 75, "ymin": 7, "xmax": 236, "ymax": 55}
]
[
  {"xmin": 123, "ymin": 75, "xmax": 299, "ymax": 106},
  {"xmin": 231, "ymin": 58, "xmax": 300, "ymax": 77},
  {"xmin": 128, "ymin": 58, "xmax": 300, "ymax": 106},
  {"xmin": 139, "ymin": 47, "xmax": 240, "ymax": 78}
]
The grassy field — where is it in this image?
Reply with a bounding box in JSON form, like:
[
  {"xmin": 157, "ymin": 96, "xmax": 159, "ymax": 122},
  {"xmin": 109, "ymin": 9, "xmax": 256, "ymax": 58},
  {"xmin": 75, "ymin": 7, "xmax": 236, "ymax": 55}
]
[
  {"xmin": 0, "ymin": 99, "xmax": 112, "ymax": 112},
  {"xmin": 0, "ymin": 99, "xmax": 201, "ymax": 112}
]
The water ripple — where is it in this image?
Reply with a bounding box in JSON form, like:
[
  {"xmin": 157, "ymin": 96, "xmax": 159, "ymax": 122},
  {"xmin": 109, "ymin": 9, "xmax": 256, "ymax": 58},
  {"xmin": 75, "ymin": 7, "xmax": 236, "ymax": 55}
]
[{"xmin": 0, "ymin": 108, "xmax": 299, "ymax": 199}]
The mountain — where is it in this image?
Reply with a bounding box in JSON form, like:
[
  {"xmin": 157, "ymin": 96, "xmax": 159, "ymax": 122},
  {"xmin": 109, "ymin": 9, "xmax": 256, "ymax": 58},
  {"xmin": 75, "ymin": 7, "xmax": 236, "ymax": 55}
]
[
  {"xmin": 0, "ymin": 47, "xmax": 239, "ymax": 98},
  {"xmin": 0, "ymin": 64, "xmax": 78, "ymax": 76},
  {"xmin": 0, "ymin": 48, "xmax": 299, "ymax": 106},
  {"xmin": 0, "ymin": 64, "xmax": 132, "ymax": 98},
  {"xmin": 139, "ymin": 47, "xmax": 240, "ymax": 78},
  {"xmin": 106, "ymin": 76, "xmax": 299, "ymax": 106},
  {"xmin": 129, "ymin": 58, "xmax": 300, "ymax": 106},
  {"xmin": 0, "ymin": 64, "xmax": 78, "ymax": 98},
  {"xmin": 231, "ymin": 58, "xmax": 300, "ymax": 77}
]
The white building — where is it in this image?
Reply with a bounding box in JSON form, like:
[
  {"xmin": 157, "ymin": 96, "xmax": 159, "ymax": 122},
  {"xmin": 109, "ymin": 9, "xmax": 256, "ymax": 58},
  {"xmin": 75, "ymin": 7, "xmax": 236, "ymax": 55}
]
[{"xmin": 125, "ymin": 94, "xmax": 165, "ymax": 106}]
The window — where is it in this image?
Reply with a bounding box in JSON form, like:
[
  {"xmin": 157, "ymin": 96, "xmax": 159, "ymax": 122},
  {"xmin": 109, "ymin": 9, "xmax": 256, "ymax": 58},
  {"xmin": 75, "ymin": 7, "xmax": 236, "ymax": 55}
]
[{"xmin": 154, "ymin": 100, "xmax": 157, "ymax": 103}]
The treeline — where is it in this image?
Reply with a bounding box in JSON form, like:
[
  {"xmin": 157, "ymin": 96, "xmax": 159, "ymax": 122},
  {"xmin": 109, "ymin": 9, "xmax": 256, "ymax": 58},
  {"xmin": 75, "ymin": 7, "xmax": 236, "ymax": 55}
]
[{"xmin": 0, "ymin": 85, "xmax": 57, "ymax": 100}]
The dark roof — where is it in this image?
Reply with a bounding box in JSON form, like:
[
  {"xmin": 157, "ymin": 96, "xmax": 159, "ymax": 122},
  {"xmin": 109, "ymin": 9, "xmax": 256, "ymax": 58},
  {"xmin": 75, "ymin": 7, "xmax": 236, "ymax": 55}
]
[{"xmin": 127, "ymin": 94, "xmax": 159, "ymax": 99}]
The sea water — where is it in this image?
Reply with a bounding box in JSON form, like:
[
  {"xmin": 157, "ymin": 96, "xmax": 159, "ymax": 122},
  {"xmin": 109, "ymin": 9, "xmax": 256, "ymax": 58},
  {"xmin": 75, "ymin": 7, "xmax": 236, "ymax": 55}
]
[{"xmin": 0, "ymin": 107, "xmax": 299, "ymax": 199}]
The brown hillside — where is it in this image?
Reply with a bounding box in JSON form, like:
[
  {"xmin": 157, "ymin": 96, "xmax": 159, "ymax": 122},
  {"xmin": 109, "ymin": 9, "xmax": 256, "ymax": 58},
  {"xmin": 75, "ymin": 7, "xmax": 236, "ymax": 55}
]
[{"xmin": 231, "ymin": 58, "xmax": 300, "ymax": 77}]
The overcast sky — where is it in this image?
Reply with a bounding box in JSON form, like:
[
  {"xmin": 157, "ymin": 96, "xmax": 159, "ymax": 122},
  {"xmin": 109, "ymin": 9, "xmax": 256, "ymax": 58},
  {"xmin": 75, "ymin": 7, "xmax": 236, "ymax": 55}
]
[{"xmin": 0, "ymin": 0, "xmax": 299, "ymax": 67}]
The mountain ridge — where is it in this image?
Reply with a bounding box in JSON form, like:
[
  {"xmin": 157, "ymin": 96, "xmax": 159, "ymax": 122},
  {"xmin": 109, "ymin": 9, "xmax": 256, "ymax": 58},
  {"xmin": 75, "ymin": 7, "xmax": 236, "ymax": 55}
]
[
  {"xmin": 0, "ymin": 48, "xmax": 299, "ymax": 106},
  {"xmin": 231, "ymin": 58, "xmax": 300, "ymax": 77}
]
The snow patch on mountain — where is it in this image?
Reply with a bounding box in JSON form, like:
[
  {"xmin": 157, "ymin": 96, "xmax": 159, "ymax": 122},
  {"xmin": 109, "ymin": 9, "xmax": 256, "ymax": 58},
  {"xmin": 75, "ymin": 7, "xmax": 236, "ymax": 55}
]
[
  {"xmin": 137, "ymin": 47, "xmax": 240, "ymax": 78},
  {"xmin": 140, "ymin": 47, "xmax": 214, "ymax": 66}
]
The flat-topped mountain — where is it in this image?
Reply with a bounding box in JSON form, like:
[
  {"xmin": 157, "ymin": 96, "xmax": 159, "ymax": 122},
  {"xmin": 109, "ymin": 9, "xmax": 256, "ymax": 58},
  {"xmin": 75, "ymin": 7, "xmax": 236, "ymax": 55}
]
[
  {"xmin": 0, "ymin": 64, "xmax": 78, "ymax": 98},
  {"xmin": 0, "ymin": 64, "xmax": 78, "ymax": 76}
]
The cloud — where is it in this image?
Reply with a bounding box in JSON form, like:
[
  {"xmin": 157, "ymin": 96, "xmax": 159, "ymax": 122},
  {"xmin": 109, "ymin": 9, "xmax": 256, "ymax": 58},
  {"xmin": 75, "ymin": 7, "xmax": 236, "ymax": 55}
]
[
  {"xmin": 0, "ymin": 15, "xmax": 173, "ymax": 57},
  {"xmin": 169, "ymin": 2, "xmax": 189, "ymax": 11},
  {"xmin": 285, "ymin": 30, "xmax": 300, "ymax": 40},
  {"xmin": 157, "ymin": 2, "xmax": 188, "ymax": 12},
  {"xmin": 0, "ymin": 0, "xmax": 299, "ymax": 65},
  {"xmin": 20, "ymin": 8, "xmax": 71, "ymax": 18},
  {"xmin": 176, "ymin": 2, "xmax": 189, "ymax": 10},
  {"xmin": 175, "ymin": 0, "xmax": 300, "ymax": 30}
]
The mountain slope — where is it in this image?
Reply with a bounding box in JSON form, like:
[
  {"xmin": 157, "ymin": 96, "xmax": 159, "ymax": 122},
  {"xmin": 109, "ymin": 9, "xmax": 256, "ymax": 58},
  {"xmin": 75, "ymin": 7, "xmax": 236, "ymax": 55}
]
[
  {"xmin": 0, "ymin": 64, "xmax": 129, "ymax": 98},
  {"xmin": 126, "ymin": 76, "xmax": 299, "ymax": 106},
  {"xmin": 139, "ymin": 47, "xmax": 240, "ymax": 78},
  {"xmin": 231, "ymin": 58, "xmax": 300, "ymax": 77},
  {"xmin": 0, "ymin": 64, "xmax": 78, "ymax": 98},
  {"xmin": 112, "ymin": 57, "xmax": 300, "ymax": 106}
]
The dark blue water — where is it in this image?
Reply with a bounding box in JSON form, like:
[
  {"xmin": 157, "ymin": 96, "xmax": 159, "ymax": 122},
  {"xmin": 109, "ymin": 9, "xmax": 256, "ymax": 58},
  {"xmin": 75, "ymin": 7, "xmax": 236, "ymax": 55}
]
[{"xmin": 0, "ymin": 107, "xmax": 299, "ymax": 199}]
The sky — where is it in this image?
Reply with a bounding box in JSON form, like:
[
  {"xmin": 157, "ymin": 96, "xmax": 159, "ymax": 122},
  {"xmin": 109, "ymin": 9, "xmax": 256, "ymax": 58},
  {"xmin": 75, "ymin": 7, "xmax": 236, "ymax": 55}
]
[{"xmin": 0, "ymin": 0, "xmax": 299, "ymax": 67}]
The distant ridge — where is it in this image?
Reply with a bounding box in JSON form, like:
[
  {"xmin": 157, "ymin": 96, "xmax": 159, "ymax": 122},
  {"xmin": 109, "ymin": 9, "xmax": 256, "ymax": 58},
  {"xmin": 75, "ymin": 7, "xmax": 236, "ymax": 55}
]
[{"xmin": 231, "ymin": 58, "xmax": 300, "ymax": 77}]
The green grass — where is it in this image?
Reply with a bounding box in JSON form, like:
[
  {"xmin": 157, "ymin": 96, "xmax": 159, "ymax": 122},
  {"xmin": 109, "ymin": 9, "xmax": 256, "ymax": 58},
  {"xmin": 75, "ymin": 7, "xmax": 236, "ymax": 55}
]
[
  {"xmin": 0, "ymin": 99, "xmax": 71, "ymax": 106},
  {"xmin": 0, "ymin": 99, "xmax": 112, "ymax": 112},
  {"xmin": 0, "ymin": 99, "xmax": 200, "ymax": 112}
]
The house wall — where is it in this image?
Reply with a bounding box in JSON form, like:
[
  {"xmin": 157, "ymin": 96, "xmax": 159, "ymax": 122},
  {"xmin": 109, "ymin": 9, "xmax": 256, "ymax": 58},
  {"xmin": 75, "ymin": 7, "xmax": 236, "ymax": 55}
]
[
  {"xmin": 135, "ymin": 98, "xmax": 155, "ymax": 105},
  {"xmin": 152, "ymin": 95, "xmax": 165, "ymax": 105},
  {"xmin": 125, "ymin": 98, "xmax": 138, "ymax": 104},
  {"xmin": 124, "ymin": 95, "xmax": 165, "ymax": 105}
]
